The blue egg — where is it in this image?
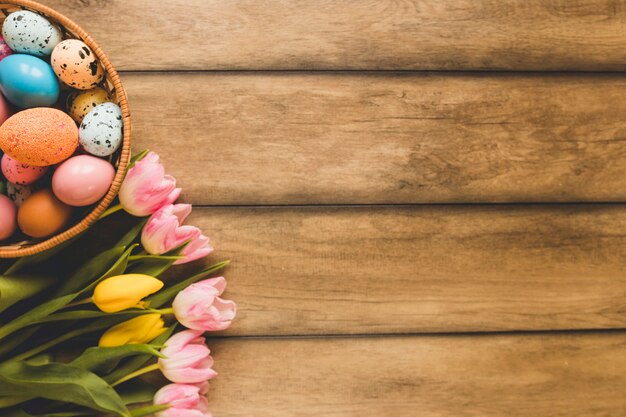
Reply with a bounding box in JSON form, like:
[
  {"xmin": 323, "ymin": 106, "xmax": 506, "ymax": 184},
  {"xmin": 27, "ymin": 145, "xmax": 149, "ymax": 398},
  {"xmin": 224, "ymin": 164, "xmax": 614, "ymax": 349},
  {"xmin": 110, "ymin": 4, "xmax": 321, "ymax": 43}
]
[{"xmin": 0, "ymin": 54, "xmax": 59, "ymax": 108}]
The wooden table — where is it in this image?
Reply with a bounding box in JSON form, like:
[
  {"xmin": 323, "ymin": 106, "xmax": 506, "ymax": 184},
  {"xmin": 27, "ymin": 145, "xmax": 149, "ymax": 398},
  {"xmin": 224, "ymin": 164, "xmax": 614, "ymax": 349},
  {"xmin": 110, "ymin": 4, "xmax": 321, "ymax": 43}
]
[{"xmin": 48, "ymin": 1, "xmax": 626, "ymax": 415}]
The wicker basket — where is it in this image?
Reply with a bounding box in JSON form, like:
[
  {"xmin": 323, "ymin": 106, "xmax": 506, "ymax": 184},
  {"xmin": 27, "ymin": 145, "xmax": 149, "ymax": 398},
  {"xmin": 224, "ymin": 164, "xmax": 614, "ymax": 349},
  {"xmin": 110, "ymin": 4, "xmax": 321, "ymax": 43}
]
[{"xmin": 0, "ymin": 0, "xmax": 131, "ymax": 258}]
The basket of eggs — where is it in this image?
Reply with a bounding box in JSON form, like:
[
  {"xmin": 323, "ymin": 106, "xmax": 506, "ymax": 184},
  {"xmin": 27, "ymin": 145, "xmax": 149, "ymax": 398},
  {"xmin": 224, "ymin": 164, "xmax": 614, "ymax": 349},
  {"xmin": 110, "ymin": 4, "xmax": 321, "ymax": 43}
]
[{"xmin": 0, "ymin": 0, "xmax": 130, "ymax": 258}]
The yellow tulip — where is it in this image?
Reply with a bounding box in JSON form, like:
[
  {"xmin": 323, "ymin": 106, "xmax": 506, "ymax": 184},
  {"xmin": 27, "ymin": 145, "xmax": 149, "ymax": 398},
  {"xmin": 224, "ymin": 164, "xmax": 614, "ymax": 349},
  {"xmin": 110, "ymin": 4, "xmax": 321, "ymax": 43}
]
[
  {"xmin": 93, "ymin": 274, "xmax": 164, "ymax": 313},
  {"xmin": 98, "ymin": 313, "xmax": 166, "ymax": 347}
]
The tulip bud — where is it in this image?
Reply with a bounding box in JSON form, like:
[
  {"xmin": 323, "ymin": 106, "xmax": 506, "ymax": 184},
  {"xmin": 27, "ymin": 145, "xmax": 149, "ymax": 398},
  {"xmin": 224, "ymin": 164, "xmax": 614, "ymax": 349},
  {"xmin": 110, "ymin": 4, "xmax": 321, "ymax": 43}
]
[
  {"xmin": 158, "ymin": 330, "xmax": 217, "ymax": 383},
  {"xmin": 94, "ymin": 274, "xmax": 164, "ymax": 313},
  {"xmin": 119, "ymin": 152, "xmax": 181, "ymax": 217},
  {"xmin": 172, "ymin": 277, "xmax": 236, "ymax": 332},
  {"xmin": 154, "ymin": 382, "xmax": 211, "ymax": 417},
  {"xmin": 99, "ymin": 313, "xmax": 166, "ymax": 347}
]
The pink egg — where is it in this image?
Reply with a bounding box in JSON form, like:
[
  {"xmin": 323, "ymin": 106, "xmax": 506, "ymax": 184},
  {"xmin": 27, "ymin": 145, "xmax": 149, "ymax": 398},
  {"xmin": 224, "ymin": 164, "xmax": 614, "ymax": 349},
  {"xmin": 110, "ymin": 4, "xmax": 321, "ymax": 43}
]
[
  {"xmin": 52, "ymin": 155, "xmax": 115, "ymax": 207},
  {"xmin": 0, "ymin": 94, "xmax": 12, "ymax": 126},
  {"xmin": 0, "ymin": 194, "xmax": 16, "ymax": 240},
  {"xmin": 0, "ymin": 36, "xmax": 12, "ymax": 62},
  {"xmin": 1, "ymin": 154, "xmax": 48, "ymax": 185}
]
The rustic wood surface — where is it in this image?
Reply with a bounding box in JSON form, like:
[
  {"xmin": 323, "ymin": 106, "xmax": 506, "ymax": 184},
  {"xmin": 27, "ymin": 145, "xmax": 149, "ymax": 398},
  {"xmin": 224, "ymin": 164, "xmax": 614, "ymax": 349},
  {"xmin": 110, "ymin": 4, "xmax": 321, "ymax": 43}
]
[
  {"xmin": 185, "ymin": 205, "xmax": 626, "ymax": 336},
  {"xmin": 46, "ymin": 0, "xmax": 626, "ymax": 71},
  {"xmin": 207, "ymin": 333, "xmax": 626, "ymax": 416},
  {"xmin": 45, "ymin": 0, "xmax": 626, "ymax": 415},
  {"xmin": 127, "ymin": 72, "xmax": 626, "ymax": 204}
]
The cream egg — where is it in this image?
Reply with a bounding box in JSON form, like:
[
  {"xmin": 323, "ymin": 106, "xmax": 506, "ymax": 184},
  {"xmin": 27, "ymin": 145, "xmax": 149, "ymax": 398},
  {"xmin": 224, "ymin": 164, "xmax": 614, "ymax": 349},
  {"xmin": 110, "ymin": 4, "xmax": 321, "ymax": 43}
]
[
  {"xmin": 2, "ymin": 11, "xmax": 62, "ymax": 57},
  {"xmin": 79, "ymin": 102, "xmax": 123, "ymax": 156}
]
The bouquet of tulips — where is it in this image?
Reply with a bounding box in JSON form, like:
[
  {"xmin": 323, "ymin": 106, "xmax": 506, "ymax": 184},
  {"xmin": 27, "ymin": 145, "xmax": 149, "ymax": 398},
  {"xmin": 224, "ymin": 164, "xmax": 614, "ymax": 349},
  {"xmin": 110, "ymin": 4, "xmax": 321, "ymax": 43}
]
[{"xmin": 0, "ymin": 151, "xmax": 235, "ymax": 417}]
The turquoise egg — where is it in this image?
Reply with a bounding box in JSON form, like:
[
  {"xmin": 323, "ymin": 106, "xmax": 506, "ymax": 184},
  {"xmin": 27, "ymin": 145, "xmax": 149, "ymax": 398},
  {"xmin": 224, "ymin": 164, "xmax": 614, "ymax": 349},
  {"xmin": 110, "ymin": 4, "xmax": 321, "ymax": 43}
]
[{"xmin": 0, "ymin": 54, "xmax": 59, "ymax": 108}]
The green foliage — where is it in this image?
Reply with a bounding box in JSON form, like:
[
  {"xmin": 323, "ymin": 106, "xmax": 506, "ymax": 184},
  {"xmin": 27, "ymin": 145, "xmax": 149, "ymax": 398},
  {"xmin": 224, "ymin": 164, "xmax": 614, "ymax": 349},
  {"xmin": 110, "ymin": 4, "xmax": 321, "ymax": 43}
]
[{"xmin": 0, "ymin": 361, "xmax": 130, "ymax": 416}]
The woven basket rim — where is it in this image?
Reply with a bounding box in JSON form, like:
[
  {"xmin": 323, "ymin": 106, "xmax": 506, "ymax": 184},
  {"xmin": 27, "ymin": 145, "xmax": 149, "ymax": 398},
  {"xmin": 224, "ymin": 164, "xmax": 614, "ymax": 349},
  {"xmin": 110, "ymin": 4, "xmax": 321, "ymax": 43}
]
[{"xmin": 0, "ymin": 0, "xmax": 131, "ymax": 258}]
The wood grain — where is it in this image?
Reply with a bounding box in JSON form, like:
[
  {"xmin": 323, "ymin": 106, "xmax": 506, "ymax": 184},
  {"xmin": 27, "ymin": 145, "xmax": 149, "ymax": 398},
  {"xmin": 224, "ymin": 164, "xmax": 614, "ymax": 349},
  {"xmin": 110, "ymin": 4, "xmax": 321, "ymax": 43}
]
[
  {"xmin": 46, "ymin": 0, "xmax": 626, "ymax": 71},
  {"xmin": 207, "ymin": 332, "xmax": 626, "ymax": 416},
  {"xmin": 173, "ymin": 205, "xmax": 626, "ymax": 336},
  {"xmin": 126, "ymin": 72, "xmax": 626, "ymax": 205}
]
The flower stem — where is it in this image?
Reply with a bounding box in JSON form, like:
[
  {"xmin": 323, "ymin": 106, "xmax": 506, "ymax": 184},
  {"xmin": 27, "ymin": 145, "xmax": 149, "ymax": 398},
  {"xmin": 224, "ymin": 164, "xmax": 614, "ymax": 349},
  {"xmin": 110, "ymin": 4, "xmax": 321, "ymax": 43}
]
[
  {"xmin": 98, "ymin": 203, "xmax": 124, "ymax": 220},
  {"xmin": 112, "ymin": 362, "xmax": 160, "ymax": 387},
  {"xmin": 62, "ymin": 297, "xmax": 93, "ymax": 309},
  {"xmin": 159, "ymin": 307, "xmax": 174, "ymax": 315}
]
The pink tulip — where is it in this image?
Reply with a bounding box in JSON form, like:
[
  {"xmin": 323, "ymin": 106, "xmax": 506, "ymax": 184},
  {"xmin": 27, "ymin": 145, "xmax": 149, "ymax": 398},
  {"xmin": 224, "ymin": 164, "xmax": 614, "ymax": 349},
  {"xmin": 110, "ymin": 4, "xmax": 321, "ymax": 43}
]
[
  {"xmin": 141, "ymin": 204, "xmax": 213, "ymax": 265},
  {"xmin": 173, "ymin": 277, "xmax": 236, "ymax": 332},
  {"xmin": 119, "ymin": 152, "xmax": 181, "ymax": 217},
  {"xmin": 159, "ymin": 330, "xmax": 218, "ymax": 383},
  {"xmin": 154, "ymin": 382, "xmax": 211, "ymax": 417}
]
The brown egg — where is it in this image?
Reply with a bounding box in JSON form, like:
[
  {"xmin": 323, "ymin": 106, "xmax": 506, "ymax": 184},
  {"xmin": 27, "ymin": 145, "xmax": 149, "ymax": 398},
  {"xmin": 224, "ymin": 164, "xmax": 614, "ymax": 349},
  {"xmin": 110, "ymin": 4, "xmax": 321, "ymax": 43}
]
[{"xmin": 18, "ymin": 189, "xmax": 72, "ymax": 238}]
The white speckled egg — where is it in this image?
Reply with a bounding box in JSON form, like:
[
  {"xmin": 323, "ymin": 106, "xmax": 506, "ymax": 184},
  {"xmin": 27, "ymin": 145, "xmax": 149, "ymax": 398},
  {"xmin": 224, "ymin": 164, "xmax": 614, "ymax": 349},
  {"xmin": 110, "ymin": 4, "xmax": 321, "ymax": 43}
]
[
  {"xmin": 2, "ymin": 11, "xmax": 62, "ymax": 57},
  {"xmin": 79, "ymin": 102, "xmax": 123, "ymax": 156},
  {"xmin": 7, "ymin": 182, "xmax": 33, "ymax": 207},
  {"xmin": 51, "ymin": 39, "xmax": 104, "ymax": 90}
]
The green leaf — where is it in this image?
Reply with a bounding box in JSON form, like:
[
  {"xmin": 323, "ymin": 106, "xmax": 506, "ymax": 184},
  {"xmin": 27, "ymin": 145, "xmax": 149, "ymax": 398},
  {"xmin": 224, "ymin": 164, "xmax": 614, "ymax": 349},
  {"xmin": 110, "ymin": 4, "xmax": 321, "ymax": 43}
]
[
  {"xmin": 118, "ymin": 379, "xmax": 159, "ymax": 405},
  {"xmin": 0, "ymin": 327, "xmax": 39, "ymax": 358},
  {"xmin": 0, "ymin": 397, "xmax": 29, "ymax": 408},
  {"xmin": 147, "ymin": 260, "xmax": 230, "ymax": 308},
  {"xmin": 130, "ymin": 404, "xmax": 169, "ymax": 417},
  {"xmin": 24, "ymin": 353, "xmax": 53, "ymax": 366},
  {"xmin": 117, "ymin": 218, "xmax": 148, "ymax": 248},
  {"xmin": 0, "ymin": 245, "xmax": 136, "ymax": 341},
  {"xmin": 0, "ymin": 293, "xmax": 78, "ymax": 340},
  {"xmin": 104, "ymin": 325, "xmax": 176, "ymax": 384},
  {"xmin": 71, "ymin": 344, "xmax": 163, "ymax": 375},
  {"xmin": 129, "ymin": 149, "xmax": 150, "ymax": 168},
  {"xmin": 0, "ymin": 274, "xmax": 56, "ymax": 313},
  {"xmin": 127, "ymin": 243, "xmax": 188, "ymax": 277},
  {"xmin": 53, "ymin": 246, "xmax": 125, "ymax": 297},
  {"xmin": 0, "ymin": 361, "xmax": 130, "ymax": 417}
]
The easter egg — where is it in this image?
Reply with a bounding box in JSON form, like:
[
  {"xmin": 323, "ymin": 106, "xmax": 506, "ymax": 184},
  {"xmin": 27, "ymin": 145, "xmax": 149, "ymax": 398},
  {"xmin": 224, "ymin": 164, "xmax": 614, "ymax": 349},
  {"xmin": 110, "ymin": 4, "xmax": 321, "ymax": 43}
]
[
  {"xmin": 67, "ymin": 87, "xmax": 110, "ymax": 122},
  {"xmin": 0, "ymin": 94, "xmax": 12, "ymax": 126},
  {"xmin": 0, "ymin": 194, "xmax": 16, "ymax": 240},
  {"xmin": 79, "ymin": 103, "xmax": 123, "ymax": 157},
  {"xmin": 51, "ymin": 40, "xmax": 104, "ymax": 90},
  {"xmin": 1, "ymin": 154, "xmax": 47, "ymax": 185},
  {"xmin": 0, "ymin": 54, "xmax": 59, "ymax": 108},
  {"xmin": 7, "ymin": 182, "xmax": 32, "ymax": 207},
  {"xmin": 2, "ymin": 11, "xmax": 62, "ymax": 57},
  {"xmin": 18, "ymin": 189, "xmax": 71, "ymax": 238},
  {"xmin": 52, "ymin": 155, "xmax": 114, "ymax": 206},
  {"xmin": 0, "ymin": 108, "xmax": 78, "ymax": 166},
  {"xmin": 0, "ymin": 36, "xmax": 12, "ymax": 62}
]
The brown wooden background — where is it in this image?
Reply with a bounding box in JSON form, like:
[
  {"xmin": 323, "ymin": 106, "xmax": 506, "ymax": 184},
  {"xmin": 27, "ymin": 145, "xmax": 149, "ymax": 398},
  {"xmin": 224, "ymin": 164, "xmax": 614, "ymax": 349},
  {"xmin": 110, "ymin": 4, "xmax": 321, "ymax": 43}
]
[{"xmin": 49, "ymin": 0, "xmax": 626, "ymax": 415}]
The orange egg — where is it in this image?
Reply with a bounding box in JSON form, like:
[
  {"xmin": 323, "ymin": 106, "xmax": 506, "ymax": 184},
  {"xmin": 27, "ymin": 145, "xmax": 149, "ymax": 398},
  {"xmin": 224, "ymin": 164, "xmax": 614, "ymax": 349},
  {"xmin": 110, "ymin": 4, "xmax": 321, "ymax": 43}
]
[
  {"xmin": 18, "ymin": 189, "xmax": 72, "ymax": 238},
  {"xmin": 0, "ymin": 108, "xmax": 78, "ymax": 166},
  {"xmin": 51, "ymin": 39, "xmax": 104, "ymax": 90}
]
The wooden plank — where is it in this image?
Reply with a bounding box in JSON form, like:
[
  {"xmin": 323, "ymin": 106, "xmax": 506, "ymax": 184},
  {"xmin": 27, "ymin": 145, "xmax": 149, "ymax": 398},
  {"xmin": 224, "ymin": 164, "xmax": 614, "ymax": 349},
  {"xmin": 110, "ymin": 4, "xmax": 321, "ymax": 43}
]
[
  {"xmin": 206, "ymin": 333, "xmax": 626, "ymax": 416},
  {"xmin": 173, "ymin": 205, "xmax": 626, "ymax": 336},
  {"xmin": 46, "ymin": 0, "xmax": 626, "ymax": 71},
  {"xmin": 126, "ymin": 72, "xmax": 626, "ymax": 205}
]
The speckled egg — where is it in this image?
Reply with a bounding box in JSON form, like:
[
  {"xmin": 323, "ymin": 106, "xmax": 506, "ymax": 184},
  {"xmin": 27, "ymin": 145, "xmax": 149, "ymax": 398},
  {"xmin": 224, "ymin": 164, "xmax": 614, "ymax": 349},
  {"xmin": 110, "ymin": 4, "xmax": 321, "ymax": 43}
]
[
  {"xmin": 1, "ymin": 154, "xmax": 47, "ymax": 185},
  {"xmin": 7, "ymin": 182, "xmax": 32, "ymax": 207},
  {"xmin": 0, "ymin": 108, "xmax": 78, "ymax": 166},
  {"xmin": 0, "ymin": 36, "xmax": 12, "ymax": 62},
  {"xmin": 67, "ymin": 87, "xmax": 110, "ymax": 122},
  {"xmin": 0, "ymin": 194, "xmax": 16, "ymax": 240},
  {"xmin": 2, "ymin": 11, "xmax": 62, "ymax": 57},
  {"xmin": 51, "ymin": 40, "xmax": 104, "ymax": 90},
  {"xmin": 79, "ymin": 103, "xmax": 123, "ymax": 157}
]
